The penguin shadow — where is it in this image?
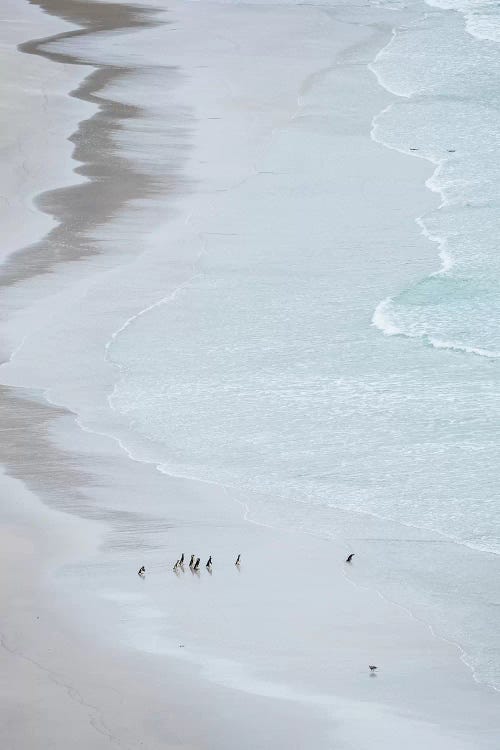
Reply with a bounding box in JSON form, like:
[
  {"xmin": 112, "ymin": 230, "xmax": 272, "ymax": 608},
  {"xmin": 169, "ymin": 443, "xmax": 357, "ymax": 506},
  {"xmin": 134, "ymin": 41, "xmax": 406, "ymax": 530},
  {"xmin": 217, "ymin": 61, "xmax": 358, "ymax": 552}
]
[
  {"xmin": 190, "ymin": 561, "xmax": 201, "ymax": 576},
  {"xmin": 173, "ymin": 559, "xmax": 186, "ymax": 577}
]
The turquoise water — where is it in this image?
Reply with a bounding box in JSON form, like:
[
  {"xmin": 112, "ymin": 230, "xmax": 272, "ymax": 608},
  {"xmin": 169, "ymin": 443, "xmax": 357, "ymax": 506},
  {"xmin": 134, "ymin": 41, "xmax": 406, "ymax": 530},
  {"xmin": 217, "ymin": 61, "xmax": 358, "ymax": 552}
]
[
  {"xmin": 106, "ymin": 0, "xmax": 500, "ymax": 689},
  {"xmin": 372, "ymin": 4, "xmax": 500, "ymax": 358}
]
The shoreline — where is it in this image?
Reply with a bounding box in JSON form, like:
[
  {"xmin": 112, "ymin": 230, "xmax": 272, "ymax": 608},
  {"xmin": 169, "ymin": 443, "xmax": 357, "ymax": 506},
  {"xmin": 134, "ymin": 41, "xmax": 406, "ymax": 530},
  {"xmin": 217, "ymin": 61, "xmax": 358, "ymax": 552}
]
[
  {"xmin": 369, "ymin": 1, "xmax": 500, "ymax": 360},
  {"xmin": 1, "ymin": 0, "xmax": 161, "ymax": 291},
  {"xmin": 0, "ymin": 0, "xmax": 498, "ymax": 747}
]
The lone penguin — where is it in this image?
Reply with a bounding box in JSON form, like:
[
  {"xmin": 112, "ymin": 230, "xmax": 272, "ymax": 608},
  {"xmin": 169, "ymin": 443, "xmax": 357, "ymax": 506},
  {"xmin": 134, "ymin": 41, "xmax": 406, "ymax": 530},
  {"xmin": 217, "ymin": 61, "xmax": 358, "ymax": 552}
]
[
  {"xmin": 189, "ymin": 554, "xmax": 195, "ymax": 568},
  {"xmin": 235, "ymin": 554, "xmax": 241, "ymax": 566},
  {"xmin": 193, "ymin": 557, "xmax": 200, "ymax": 571},
  {"xmin": 369, "ymin": 665, "xmax": 378, "ymax": 673},
  {"xmin": 346, "ymin": 553, "xmax": 355, "ymax": 563},
  {"xmin": 206, "ymin": 556, "xmax": 212, "ymax": 569},
  {"xmin": 138, "ymin": 566, "xmax": 145, "ymax": 577}
]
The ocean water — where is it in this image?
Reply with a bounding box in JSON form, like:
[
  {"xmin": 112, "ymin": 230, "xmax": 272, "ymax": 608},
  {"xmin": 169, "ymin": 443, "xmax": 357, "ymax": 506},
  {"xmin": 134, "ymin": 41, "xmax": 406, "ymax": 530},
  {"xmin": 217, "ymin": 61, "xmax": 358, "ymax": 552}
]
[
  {"xmin": 426, "ymin": 0, "xmax": 500, "ymax": 42},
  {"xmin": 102, "ymin": 0, "xmax": 500, "ymax": 691},
  {"xmin": 371, "ymin": 4, "xmax": 500, "ymax": 358}
]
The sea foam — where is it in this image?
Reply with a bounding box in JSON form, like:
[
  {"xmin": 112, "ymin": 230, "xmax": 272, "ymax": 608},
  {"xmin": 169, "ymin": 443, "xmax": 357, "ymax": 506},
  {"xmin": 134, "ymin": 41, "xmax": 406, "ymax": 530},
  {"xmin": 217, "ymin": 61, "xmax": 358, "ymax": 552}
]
[{"xmin": 370, "ymin": 1, "xmax": 500, "ymax": 360}]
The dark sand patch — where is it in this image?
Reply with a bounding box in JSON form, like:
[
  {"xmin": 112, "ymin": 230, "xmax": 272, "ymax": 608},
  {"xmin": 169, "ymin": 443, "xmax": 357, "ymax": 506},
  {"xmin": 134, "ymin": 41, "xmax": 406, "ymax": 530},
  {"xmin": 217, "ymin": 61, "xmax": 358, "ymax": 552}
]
[{"xmin": 0, "ymin": 0, "xmax": 187, "ymax": 290}]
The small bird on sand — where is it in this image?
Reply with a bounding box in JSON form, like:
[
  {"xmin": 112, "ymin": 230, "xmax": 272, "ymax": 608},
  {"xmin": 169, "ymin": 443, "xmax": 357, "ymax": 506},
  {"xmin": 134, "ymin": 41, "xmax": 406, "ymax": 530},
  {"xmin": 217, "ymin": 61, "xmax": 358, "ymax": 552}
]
[
  {"xmin": 235, "ymin": 554, "xmax": 241, "ymax": 566},
  {"xmin": 193, "ymin": 557, "xmax": 200, "ymax": 571},
  {"xmin": 179, "ymin": 553, "xmax": 184, "ymax": 565},
  {"xmin": 346, "ymin": 553, "xmax": 355, "ymax": 563},
  {"xmin": 138, "ymin": 566, "xmax": 145, "ymax": 577},
  {"xmin": 206, "ymin": 556, "xmax": 212, "ymax": 569},
  {"xmin": 369, "ymin": 665, "xmax": 378, "ymax": 672},
  {"xmin": 189, "ymin": 554, "xmax": 195, "ymax": 568}
]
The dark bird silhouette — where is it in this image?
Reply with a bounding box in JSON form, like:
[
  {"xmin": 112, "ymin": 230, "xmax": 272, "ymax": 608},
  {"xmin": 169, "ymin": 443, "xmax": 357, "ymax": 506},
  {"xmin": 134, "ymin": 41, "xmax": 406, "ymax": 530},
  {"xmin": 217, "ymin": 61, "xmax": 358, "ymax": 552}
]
[
  {"xmin": 409, "ymin": 147, "xmax": 419, "ymax": 151},
  {"xmin": 138, "ymin": 566, "xmax": 145, "ymax": 577},
  {"xmin": 189, "ymin": 554, "xmax": 195, "ymax": 568},
  {"xmin": 193, "ymin": 557, "xmax": 200, "ymax": 571},
  {"xmin": 346, "ymin": 553, "xmax": 355, "ymax": 563},
  {"xmin": 180, "ymin": 553, "xmax": 184, "ymax": 565},
  {"xmin": 235, "ymin": 554, "xmax": 241, "ymax": 566},
  {"xmin": 369, "ymin": 665, "xmax": 378, "ymax": 672},
  {"xmin": 206, "ymin": 556, "xmax": 212, "ymax": 568}
]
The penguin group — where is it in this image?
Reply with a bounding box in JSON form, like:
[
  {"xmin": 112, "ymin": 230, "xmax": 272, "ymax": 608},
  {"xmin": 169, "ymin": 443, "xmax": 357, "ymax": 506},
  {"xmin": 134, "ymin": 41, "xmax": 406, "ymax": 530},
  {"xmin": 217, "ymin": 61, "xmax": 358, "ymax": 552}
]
[
  {"xmin": 138, "ymin": 554, "xmax": 241, "ymax": 578},
  {"xmin": 173, "ymin": 553, "xmax": 241, "ymax": 574}
]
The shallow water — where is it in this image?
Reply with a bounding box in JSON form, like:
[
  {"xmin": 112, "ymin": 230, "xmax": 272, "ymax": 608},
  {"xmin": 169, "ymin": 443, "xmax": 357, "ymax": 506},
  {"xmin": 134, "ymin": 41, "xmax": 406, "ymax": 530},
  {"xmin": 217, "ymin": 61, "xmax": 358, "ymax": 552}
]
[{"xmin": 371, "ymin": 5, "xmax": 500, "ymax": 360}]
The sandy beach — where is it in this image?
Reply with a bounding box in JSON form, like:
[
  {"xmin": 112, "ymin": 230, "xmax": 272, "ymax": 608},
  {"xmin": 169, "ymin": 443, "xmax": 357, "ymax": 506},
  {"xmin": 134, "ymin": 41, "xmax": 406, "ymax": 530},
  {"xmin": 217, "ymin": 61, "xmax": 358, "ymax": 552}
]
[{"xmin": 0, "ymin": 0, "xmax": 499, "ymax": 748}]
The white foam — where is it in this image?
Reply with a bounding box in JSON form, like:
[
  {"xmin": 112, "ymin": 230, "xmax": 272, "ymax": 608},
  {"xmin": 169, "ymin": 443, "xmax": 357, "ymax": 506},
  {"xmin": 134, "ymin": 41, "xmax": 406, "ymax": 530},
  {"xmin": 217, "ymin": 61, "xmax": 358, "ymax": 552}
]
[
  {"xmin": 427, "ymin": 337, "xmax": 500, "ymax": 358},
  {"xmin": 416, "ymin": 216, "xmax": 455, "ymax": 275},
  {"xmin": 368, "ymin": 0, "xmax": 500, "ymax": 360},
  {"xmin": 372, "ymin": 298, "xmax": 500, "ymax": 359},
  {"xmin": 424, "ymin": 0, "xmax": 500, "ymax": 42},
  {"xmin": 371, "ymin": 297, "xmax": 402, "ymax": 336}
]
